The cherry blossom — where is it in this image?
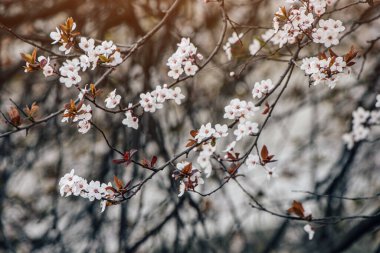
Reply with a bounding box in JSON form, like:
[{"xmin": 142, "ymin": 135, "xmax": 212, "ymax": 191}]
[
  {"xmin": 59, "ymin": 169, "xmax": 76, "ymax": 197},
  {"xmin": 170, "ymin": 87, "xmax": 186, "ymax": 104},
  {"xmin": 224, "ymin": 98, "xmax": 259, "ymax": 120},
  {"xmin": 173, "ymin": 162, "xmax": 204, "ymax": 197},
  {"xmin": 304, "ymin": 224, "xmax": 315, "ymax": 240},
  {"xmin": 265, "ymin": 166, "xmax": 277, "ymax": 180},
  {"xmin": 152, "ymin": 85, "xmax": 170, "ymax": 103},
  {"xmin": 62, "ymin": 103, "xmax": 92, "ymax": 134},
  {"xmin": 59, "ymin": 169, "xmax": 113, "ymax": 212},
  {"xmin": 213, "ymin": 124, "xmax": 229, "ymax": 138},
  {"xmin": 168, "ymin": 65, "xmax": 183, "ymax": 79},
  {"xmin": 234, "ymin": 121, "xmax": 259, "ymax": 141},
  {"xmin": 122, "ymin": 104, "xmax": 139, "ymax": 130},
  {"xmin": 105, "ymin": 89, "xmax": 121, "ymax": 109},
  {"xmin": 342, "ymin": 103, "xmax": 380, "ymax": 149},
  {"xmin": 300, "ymin": 56, "xmax": 349, "ymax": 88},
  {"xmin": 73, "ymin": 104, "xmax": 92, "ymax": 122},
  {"xmin": 139, "ymin": 92, "xmax": 163, "ymax": 113},
  {"xmin": 183, "ymin": 61, "xmax": 199, "ymax": 76},
  {"xmin": 78, "ymin": 37, "xmax": 95, "ymax": 52},
  {"xmin": 245, "ymin": 154, "xmax": 260, "ymax": 170},
  {"xmin": 87, "ymin": 180, "xmax": 104, "ymax": 201},
  {"xmin": 195, "ymin": 123, "xmax": 215, "ymax": 142},
  {"xmin": 352, "ymin": 107, "xmax": 370, "ymax": 127},
  {"xmin": 50, "ymin": 27, "xmax": 61, "ymax": 44},
  {"xmin": 263, "ymin": 3, "xmax": 343, "ymax": 49},
  {"xmin": 139, "ymin": 86, "xmax": 185, "ymax": 113},
  {"xmin": 251, "ymin": 79, "xmax": 274, "ymax": 99},
  {"xmin": 78, "ymin": 120, "xmax": 91, "ymax": 134},
  {"xmin": 59, "ymin": 59, "xmax": 81, "ymax": 87},
  {"xmin": 312, "ymin": 19, "xmax": 345, "ymax": 47},
  {"xmin": 167, "ymin": 38, "xmax": 202, "ymax": 79}
]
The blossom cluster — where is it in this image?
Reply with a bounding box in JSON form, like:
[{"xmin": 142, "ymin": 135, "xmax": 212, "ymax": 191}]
[
  {"xmin": 59, "ymin": 169, "xmax": 113, "ymax": 212},
  {"xmin": 252, "ymin": 79, "xmax": 275, "ymax": 98},
  {"xmin": 343, "ymin": 96, "xmax": 380, "ymax": 149},
  {"xmin": 194, "ymin": 124, "xmax": 228, "ymax": 177},
  {"xmin": 172, "ymin": 162, "xmax": 204, "ymax": 197},
  {"xmin": 300, "ymin": 56, "xmax": 348, "ymax": 88},
  {"xmin": 139, "ymin": 85, "xmax": 185, "ymax": 113},
  {"xmin": 223, "ymin": 99, "xmax": 260, "ymax": 121},
  {"xmin": 57, "ymin": 38, "xmax": 122, "ymax": 88},
  {"xmin": 244, "ymin": 153, "xmax": 278, "ymax": 180},
  {"xmin": 49, "ymin": 17, "xmax": 78, "ymax": 54},
  {"xmin": 21, "ymin": 49, "xmax": 54, "ymax": 77},
  {"xmin": 223, "ymin": 78, "xmax": 271, "ymax": 141},
  {"xmin": 262, "ymin": 2, "xmax": 344, "ymax": 49},
  {"xmin": 167, "ymin": 38, "xmax": 203, "ymax": 79},
  {"xmin": 190, "ymin": 78, "xmax": 273, "ymax": 177},
  {"xmin": 49, "ymin": 18, "xmax": 123, "ymax": 87},
  {"xmin": 312, "ymin": 19, "xmax": 345, "ymax": 47},
  {"xmin": 286, "ymin": 0, "xmax": 337, "ymax": 16},
  {"xmin": 37, "ymin": 56, "xmax": 54, "ymax": 77},
  {"xmin": 62, "ymin": 102, "xmax": 93, "ymax": 134}
]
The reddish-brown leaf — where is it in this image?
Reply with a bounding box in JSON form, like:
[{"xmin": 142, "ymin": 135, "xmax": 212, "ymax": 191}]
[
  {"xmin": 280, "ymin": 6, "xmax": 287, "ymax": 17},
  {"xmin": 186, "ymin": 139, "xmax": 197, "ymax": 147},
  {"xmin": 114, "ymin": 176, "xmax": 124, "ymax": 190},
  {"xmin": 151, "ymin": 156, "xmax": 157, "ymax": 167},
  {"xmin": 31, "ymin": 48, "xmax": 37, "ymax": 62},
  {"xmin": 182, "ymin": 163, "xmax": 192, "ymax": 175},
  {"xmin": 190, "ymin": 130, "xmax": 198, "ymax": 138},
  {"xmin": 112, "ymin": 159, "xmax": 125, "ymax": 164},
  {"xmin": 8, "ymin": 107, "xmax": 21, "ymax": 126},
  {"xmin": 24, "ymin": 102, "xmax": 39, "ymax": 119},
  {"xmin": 228, "ymin": 163, "xmax": 240, "ymax": 175},
  {"xmin": 105, "ymin": 186, "xmax": 118, "ymax": 193},
  {"xmin": 262, "ymin": 101, "xmax": 271, "ymax": 115},
  {"xmin": 287, "ymin": 200, "xmax": 305, "ymax": 218},
  {"xmin": 226, "ymin": 152, "xmax": 236, "ymax": 161},
  {"xmin": 123, "ymin": 149, "xmax": 137, "ymax": 161},
  {"xmin": 261, "ymin": 145, "xmax": 269, "ymax": 160},
  {"xmin": 318, "ymin": 52, "xmax": 327, "ymax": 60},
  {"xmin": 141, "ymin": 158, "xmax": 149, "ymax": 167}
]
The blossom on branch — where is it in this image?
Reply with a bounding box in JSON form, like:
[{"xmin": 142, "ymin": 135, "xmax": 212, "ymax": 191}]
[
  {"xmin": 105, "ymin": 89, "xmax": 121, "ymax": 109},
  {"xmin": 167, "ymin": 38, "xmax": 203, "ymax": 79}
]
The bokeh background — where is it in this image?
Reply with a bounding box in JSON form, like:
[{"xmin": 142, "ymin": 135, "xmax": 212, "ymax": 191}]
[{"xmin": 1, "ymin": 0, "xmax": 380, "ymax": 252}]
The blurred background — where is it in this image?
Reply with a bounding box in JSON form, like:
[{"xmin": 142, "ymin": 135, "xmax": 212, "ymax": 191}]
[{"xmin": 0, "ymin": 0, "xmax": 380, "ymax": 252}]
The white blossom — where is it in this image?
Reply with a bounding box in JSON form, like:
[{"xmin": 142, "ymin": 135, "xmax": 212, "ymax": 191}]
[
  {"xmin": 105, "ymin": 89, "xmax": 121, "ymax": 109},
  {"xmin": 304, "ymin": 224, "xmax": 315, "ymax": 240}
]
